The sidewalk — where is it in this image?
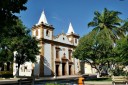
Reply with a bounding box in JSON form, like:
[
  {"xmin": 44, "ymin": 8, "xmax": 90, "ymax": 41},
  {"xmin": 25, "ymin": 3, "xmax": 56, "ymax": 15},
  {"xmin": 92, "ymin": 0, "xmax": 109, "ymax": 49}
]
[
  {"xmin": 0, "ymin": 78, "xmax": 18, "ymax": 85},
  {"xmin": 0, "ymin": 75, "xmax": 81, "ymax": 84},
  {"xmin": 37, "ymin": 74, "xmax": 81, "ymax": 80},
  {"xmin": 0, "ymin": 75, "xmax": 113, "ymax": 85},
  {"xmin": 85, "ymin": 81, "xmax": 112, "ymax": 85}
]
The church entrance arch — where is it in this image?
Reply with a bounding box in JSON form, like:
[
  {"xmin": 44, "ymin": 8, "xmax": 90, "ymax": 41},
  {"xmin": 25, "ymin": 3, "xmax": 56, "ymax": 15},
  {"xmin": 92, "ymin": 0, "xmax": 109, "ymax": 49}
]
[
  {"xmin": 69, "ymin": 65, "xmax": 71, "ymax": 75},
  {"xmin": 55, "ymin": 61, "xmax": 60, "ymax": 76},
  {"xmin": 56, "ymin": 64, "xmax": 59, "ymax": 76},
  {"xmin": 62, "ymin": 63, "xmax": 66, "ymax": 75}
]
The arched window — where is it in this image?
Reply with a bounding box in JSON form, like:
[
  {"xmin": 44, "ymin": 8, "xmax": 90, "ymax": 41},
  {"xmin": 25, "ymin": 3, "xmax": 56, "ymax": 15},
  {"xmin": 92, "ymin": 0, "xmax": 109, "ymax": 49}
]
[
  {"xmin": 46, "ymin": 30, "xmax": 49, "ymax": 36},
  {"xmin": 55, "ymin": 47, "xmax": 60, "ymax": 59},
  {"xmin": 36, "ymin": 29, "xmax": 38, "ymax": 36},
  {"xmin": 75, "ymin": 38, "xmax": 77, "ymax": 43},
  {"xmin": 63, "ymin": 37, "xmax": 65, "ymax": 40}
]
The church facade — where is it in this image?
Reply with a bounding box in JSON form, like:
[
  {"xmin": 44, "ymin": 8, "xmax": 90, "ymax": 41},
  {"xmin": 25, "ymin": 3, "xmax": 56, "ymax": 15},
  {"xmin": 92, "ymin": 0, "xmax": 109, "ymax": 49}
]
[{"xmin": 13, "ymin": 11, "xmax": 81, "ymax": 77}]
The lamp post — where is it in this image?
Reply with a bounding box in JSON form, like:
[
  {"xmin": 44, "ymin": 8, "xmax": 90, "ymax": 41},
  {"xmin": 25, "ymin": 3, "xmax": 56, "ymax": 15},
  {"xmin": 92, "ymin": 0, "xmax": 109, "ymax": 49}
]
[
  {"xmin": 31, "ymin": 63, "xmax": 35, "ymax": 76},
  {"xmin": 0, "ymin": 67, "xmax": 2, "ymax": 78},
  {"xmin": 31, "ymin": 63, "xmax": 35, "ymax": 85}
]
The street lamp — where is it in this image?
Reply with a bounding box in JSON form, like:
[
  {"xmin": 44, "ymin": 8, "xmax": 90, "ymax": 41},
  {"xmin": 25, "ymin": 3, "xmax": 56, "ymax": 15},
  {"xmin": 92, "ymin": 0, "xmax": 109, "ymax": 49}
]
[
  {"xmin": 0, "ymin": 67, "xmax": 2, "ymax": 78},
  {"xmin": 32, "ymin": 63, "xmax": 35, "ymax": 76}
]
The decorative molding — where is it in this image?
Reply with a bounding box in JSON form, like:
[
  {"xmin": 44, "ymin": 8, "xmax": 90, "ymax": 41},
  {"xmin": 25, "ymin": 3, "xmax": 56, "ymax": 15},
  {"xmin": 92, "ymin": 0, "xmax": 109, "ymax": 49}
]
[
  {"xmin": 67, "ymin": 33, "xmax": 80, "ymax": 38},
  {"xmin": 32, "ymin": 23, "xmax": 54, "ymax": 31},
  {"xmin": 40, "ymin": 38, "xmax": 76, "ymax": 48}
]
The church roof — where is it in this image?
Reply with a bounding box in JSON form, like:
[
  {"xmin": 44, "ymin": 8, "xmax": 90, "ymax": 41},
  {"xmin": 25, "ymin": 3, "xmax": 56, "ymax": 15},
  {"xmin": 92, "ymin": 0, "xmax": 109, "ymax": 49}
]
[
  {"xmin": 37, "ymin": 10, "xmax": 48, "ymax": 25},
  {"xmin": 67, "ymin": 22, "xmax": 75, "ymax": 35}
]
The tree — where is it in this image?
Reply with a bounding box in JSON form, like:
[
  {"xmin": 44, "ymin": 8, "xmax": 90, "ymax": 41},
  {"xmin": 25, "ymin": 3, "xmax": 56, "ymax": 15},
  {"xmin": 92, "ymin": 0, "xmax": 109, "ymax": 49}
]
[
  {"xmin": 0, "ymin": 19, "xmax": 29, "ymax": 63},
  {"xmin": 73, "ymin": 30, "xmax": 113, "ymax": 76},
  {"xmin": 0, "ymin": 19, "xmax": 39, "ymax": 76},
  {"xmin": 115, "ymin": 36, "xmax": 128, "ymax": 65},
  {"xmin": 110, "ymin": 36, "xmax": 128, "ymax": 76},
  {"xmin": 0, "ymin": 0, "xmax": 28, "ymax": 29},
  {"xmin": 0, "ymin": 0, "xmax": 28, "ymax": 54},
  {"xmin": 121, "ymin": 20, "xmax": 128, "ymax": 35},
  {"xmin": 88, "ymin": 8, "xmax": 124, "ymax": 43},
  {"xmin": 11, "ymin": 20, "xmax": 39, "ymax": 76},
  {"xmin": 0, "ymin": 0, "xmax": 39, "ymax": 77},
  {"xmin": 12, "ymin": 36, "xmax": 39, "ymax": 76},
  {"xmin": 0, "ymin": 0, "xmax": 29, "ymax": 63},
  {"xmin": 73, "ymin": 8, "xmax": 125, "ymax": 76}
]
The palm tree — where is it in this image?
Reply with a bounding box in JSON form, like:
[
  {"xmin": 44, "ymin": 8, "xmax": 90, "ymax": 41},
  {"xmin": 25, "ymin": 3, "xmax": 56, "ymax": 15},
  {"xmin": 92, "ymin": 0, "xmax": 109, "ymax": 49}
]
[
  {"xmin": 87, "ymin": 8, "xmax": 125, "ymax": 76},
  {"xmin": 88, "ymin": 8, "xmax": 124, "ymax": 43},
  {"xmin": 121, "ymin": 19, "xmax": 128, "ymax": 35}
]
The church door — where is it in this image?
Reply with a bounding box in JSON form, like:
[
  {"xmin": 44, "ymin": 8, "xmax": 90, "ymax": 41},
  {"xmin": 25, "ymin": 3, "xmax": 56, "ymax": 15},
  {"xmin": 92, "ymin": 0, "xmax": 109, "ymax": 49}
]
[
  {"xmin": 56, "ymin": 65, "xmax": 59, "ymax": 76},
  {"xmin": 62, "ymin": 63, "xmax": 66, "ymax": 75},
  {"xmin": 69, "ymin": 65, "xmax": 72, "ymax": 75}
]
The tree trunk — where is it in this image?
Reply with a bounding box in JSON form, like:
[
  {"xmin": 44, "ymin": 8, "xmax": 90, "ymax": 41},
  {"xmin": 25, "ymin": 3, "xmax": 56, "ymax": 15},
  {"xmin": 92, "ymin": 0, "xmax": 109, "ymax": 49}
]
[
  {"xmin": 16, "ymin": 63, "xmax": 20, "ymax": 77},
  {"xmin": 93, "ymin": 65, "xmax": 101, "ymax": 78},
  {"xmin": 97, "ymin": 70, "xmax": 101, "ymax": 78}
]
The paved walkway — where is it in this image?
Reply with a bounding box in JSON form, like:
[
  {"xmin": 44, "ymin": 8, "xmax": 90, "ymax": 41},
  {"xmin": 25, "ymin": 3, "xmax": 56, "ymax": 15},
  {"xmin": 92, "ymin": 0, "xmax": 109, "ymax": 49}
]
[
  {"xmin": 0, "ymin": 75, "xmax": 113, "ymax": 85},
  {"xmin": 37, "ymin": 74, "xmax": 81, "ymax": 80},
  {"xmin": 85, "ymin": 81, "xmax": 112, "ymax": 85},
  {"xmin": 0, "ymin": 75, "xmax": 80, "ymax": 84}
]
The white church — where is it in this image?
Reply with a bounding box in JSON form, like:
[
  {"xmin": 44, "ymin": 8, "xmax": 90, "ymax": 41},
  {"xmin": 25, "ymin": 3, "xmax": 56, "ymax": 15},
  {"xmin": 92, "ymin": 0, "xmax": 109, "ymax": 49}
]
[{"xmin": 13, "ymin": 11, "xmax": 81, "ymax": 77}]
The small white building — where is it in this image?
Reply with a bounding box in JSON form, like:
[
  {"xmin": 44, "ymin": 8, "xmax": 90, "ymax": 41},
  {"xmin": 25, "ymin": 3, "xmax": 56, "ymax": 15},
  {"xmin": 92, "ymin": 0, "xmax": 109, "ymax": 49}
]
[
  {"xmin": 13, "ymin": 11, "xmax": 81, "ymax": 77},
  {"xmin": 84, "ymin": 63, "xmax": 97, "ymax": 75}
]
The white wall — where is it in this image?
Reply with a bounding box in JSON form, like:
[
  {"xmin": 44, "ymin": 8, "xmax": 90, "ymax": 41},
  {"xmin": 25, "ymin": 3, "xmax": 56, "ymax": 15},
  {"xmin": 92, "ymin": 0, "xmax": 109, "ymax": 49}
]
[
  {"xmin": 54, "ymin": 34, "xmax": 72, "ymax": 45},
  {"xmin": 34, "ymin": 55, "xmax": 40, "ymax": 76},
  {"xmin": 84, "ymin": 63, "xmax": 97, "ymax": 74},
  {"xmin": 44, "ymin": 43, "xmax": 52, "ymax": 75},
  {"xmin": 19, "ymin": 62, "xmax": 32, "ymax": 76},
  {"xmin": 13, "ymin": 62, "xmax": 32, "ymax": 77},
  {"xmin": 74, "ymin": 58, "xmax": 80, "ymax": 74}
]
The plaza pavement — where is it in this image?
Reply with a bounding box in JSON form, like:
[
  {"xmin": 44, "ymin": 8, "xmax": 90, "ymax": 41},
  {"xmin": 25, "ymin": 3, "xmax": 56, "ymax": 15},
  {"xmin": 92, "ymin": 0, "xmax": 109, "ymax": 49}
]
[
  {"xmin": 0, "ymin": 75, "xmax": 112, "ymax": 85},
  {"xmin": 85, "ymin": 81, "xmax": 112, "ymax": 85}
]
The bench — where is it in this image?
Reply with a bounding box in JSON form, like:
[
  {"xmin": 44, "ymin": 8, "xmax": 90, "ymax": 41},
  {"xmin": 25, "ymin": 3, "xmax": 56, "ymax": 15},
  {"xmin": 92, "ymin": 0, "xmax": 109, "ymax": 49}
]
[{"xmin": 112, "ymin": 76, "xmax": 128, "ymax": 85}]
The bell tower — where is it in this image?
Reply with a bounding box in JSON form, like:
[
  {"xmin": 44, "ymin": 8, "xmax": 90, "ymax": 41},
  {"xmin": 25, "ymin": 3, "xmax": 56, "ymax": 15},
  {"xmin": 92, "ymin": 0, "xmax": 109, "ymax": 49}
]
[
  {"xmin": 32, "ymin": 11, "xmax": 54, "ymax": 40},
  {"xmin": 67, "ymin": 22, "xmax": 80, "ymax": 46},
  {"xmin": 31, "ymin": 10, "xmax": 54, "ymax": 77}
]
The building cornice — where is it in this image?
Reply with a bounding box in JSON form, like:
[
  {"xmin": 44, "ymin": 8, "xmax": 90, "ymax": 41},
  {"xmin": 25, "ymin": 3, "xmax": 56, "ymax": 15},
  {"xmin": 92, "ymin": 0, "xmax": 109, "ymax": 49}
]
[
  {"xmin": 32, "ymin": 22, "xmax": 54, "ymax": 31},
  {"xmin": 67, "ymin": 33, "xmax": 80, "ymax": 38},
  {"xmin": 39, "ymin": 38, "xmax": 76, "ymax": 48}
]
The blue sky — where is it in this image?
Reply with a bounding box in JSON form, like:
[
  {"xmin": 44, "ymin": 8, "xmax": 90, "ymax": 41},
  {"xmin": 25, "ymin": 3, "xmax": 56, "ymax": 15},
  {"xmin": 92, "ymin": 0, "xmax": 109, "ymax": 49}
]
[{"xmin": 18, "ymin": 0, "xmax": 128, "ymax": 37}]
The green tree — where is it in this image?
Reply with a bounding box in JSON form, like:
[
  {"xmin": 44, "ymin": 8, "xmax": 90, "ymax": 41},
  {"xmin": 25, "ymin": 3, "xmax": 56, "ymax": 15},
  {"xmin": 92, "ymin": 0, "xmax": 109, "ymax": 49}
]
[
  {"xmin": 88, "ymin": 8, "xmax": 124, "ymax": 43},
  {"xmin": 0, "ymin": 0, "xmax": 39, "ymax": 77},
  {"xmin": 0, "ymin": 0, "xmax": 28, "ymax": 29},
  {"xmin": 12, "ymin": 36, "xmax": 39, "ymax": 76},
  {"xmin": 111, "ymin": 36, "xmax": 128, "ymax": 76},
  {"xmin": 73, "ymin": 30, "xmax": 113, "ymax": 76},
  {"xmin": 115, "ymin": 36, "xmax": 128, "ymax": 65},
  {"xmin": 11, "ymin": 20, "xmax": 39, "ymax": 76},
  {"xmin": 0, "ymin": 19, "xmax": 39, "ymax": 76},
  {"xmin": 0, "ymin": 0, "xmax": 28, "ymax": 56},
  {"xmin": 0, "ymin": 0, "xmax": 28, "ymax": 63},
  {"xmin": 73, "ymin": 8, "xmax": 125, "ymax": 76},
  {"xmin": 121, "ymin": 20, "xmax": 128, "ymax": 35},
  {"xmin": 0, "ymin": 19, "xmax": 29, "ymax": 63}
]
